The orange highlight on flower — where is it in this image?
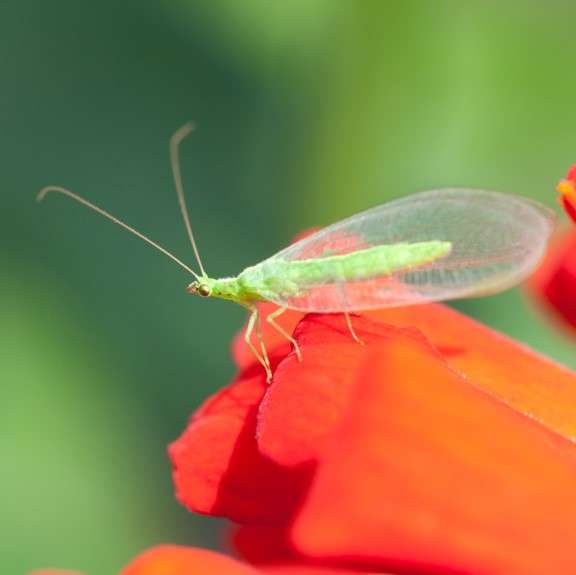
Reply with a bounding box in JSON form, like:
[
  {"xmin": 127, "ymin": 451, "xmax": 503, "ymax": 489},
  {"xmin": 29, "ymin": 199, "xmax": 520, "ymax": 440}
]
[
  {"xmin": 121, "ymin": 546, "xmax": 259, "ymax": 575},
  {"xmin": 557, "ymin": 164, "xmax": 576, "ymax": 223},
  {"xmin": 558, "ymin": 179, "xmax": 576, "ymax": 201}
]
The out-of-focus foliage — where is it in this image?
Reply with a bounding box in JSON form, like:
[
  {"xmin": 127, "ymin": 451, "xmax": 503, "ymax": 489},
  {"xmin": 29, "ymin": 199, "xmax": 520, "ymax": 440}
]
[
  {"xmin": 166, "ymin": 0, "xmax": 335, "ymax": 73},
  {"xmin": 2, "ymin": 1, "xmax": 576, "ymax": 574}
]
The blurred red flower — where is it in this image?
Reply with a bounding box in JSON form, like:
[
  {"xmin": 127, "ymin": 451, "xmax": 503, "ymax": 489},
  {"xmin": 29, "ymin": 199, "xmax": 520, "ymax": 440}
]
[
  {"xmin": 169, "ymin": 301, "xmax": 576, "ymax": 575},
  {"xmin": 528, "ymin": 165, "xmax": 576, "ymax": 330},
  {"xmin": 557, "ymin": 164, "xmax": 576, "ymax": 224},
  {"xmin": 529, "ymin": 227, "xmax": 576, "ymax": 331}
]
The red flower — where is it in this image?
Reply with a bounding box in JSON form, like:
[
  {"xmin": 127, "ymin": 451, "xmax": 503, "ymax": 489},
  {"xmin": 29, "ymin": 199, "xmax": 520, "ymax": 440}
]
[
  {"xmin": 170, "ymin": 303, "xmax": 576, "ymax": 575},
  {"xmin": 529, "ymin": 227, "xmax": 576, "ymax": 331},
  {"xmin": 527, "ymin": 165, "xmax": 576, "ymax": 331},
  {"xmin": 557, "ymin": 164, "xmax": 576, "ymax": 224}
]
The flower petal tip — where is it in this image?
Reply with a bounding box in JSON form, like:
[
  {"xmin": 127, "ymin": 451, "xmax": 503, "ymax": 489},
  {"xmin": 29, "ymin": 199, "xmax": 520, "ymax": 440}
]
[{"xmin": 558, "ymin": 165, "xmax": 576, "ymax": 223}]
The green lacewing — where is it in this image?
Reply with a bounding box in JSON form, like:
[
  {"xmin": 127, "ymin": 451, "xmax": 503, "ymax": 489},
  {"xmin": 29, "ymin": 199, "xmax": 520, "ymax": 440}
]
[{"xmin": 38, "ymin": 124, "xmax": 555, "ymax": 381}]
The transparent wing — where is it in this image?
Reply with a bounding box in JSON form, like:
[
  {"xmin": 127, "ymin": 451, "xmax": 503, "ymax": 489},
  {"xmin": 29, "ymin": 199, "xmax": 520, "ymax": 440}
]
[{"xmin": 263, "ymin": 188, "xmax": 555, "ymax": 312}]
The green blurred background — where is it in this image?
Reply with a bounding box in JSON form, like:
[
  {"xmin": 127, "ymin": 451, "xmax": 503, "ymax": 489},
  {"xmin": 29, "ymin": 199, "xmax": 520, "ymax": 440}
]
[{"xmin": 2, "ymin": 1, "xmax": 576, "ymax": 573}]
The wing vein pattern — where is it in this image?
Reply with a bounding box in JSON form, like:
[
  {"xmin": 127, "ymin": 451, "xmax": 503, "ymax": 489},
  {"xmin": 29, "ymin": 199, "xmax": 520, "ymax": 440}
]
[{"xmin": 239, "ymin": 188, "xmax": 554, "ymax": 312}]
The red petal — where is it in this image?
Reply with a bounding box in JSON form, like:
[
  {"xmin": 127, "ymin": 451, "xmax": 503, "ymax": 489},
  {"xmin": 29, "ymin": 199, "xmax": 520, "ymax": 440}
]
[
  {"xmin": 258, "ymin": 305, "xmax": 576, "ymax": 469},
  {"xmin": 169, "ymin": 368, "xmax": 312, "ymax": 524},
  {"xmin": 365, "ymin": 304, "xmax": 576, "ymax": 441},
  {"xmin": 561, "ymin": 195, "xmax": 576, "ymax": 224},
  {"xmin": 292, "ymin": 339, "xmax": 576, "ymax": 575},
  {"xmin": 186, "ymin": 303, "xmax": 576, "ymax": 527},
  {"xmin": 528, "ymin": 228, "xmax": 576, "ymax": 331},
  {"xmin": 258, "ymin": 314, "xmax": 433, "ymax": 467},
  {"xmin": 121, "ymin": 545, "xmax": 259, "ymax": 575},
  {"xmin": 557, "ymin": 164, "xmax": 576, "ymax": 222}
]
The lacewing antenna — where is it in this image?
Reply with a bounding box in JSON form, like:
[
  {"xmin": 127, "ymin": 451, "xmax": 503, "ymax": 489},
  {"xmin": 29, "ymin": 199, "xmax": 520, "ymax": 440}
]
[
  {"xmin": 170, "ymin": 122, "xmax": 207, "ymax": 277},
  {"xmin": 37, "ymin": 185, "xmax": 201, "ymax": 278}
]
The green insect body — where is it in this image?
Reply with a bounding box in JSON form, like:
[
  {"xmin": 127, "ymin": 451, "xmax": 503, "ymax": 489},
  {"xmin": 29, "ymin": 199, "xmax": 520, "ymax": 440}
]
[
  {"xmin": 38, "ymin": 124, "xmax": 555, "ymax": 383},
  {"xmin": 193, "ymin": 240, "xmax": 452, "ymax": 306}
]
